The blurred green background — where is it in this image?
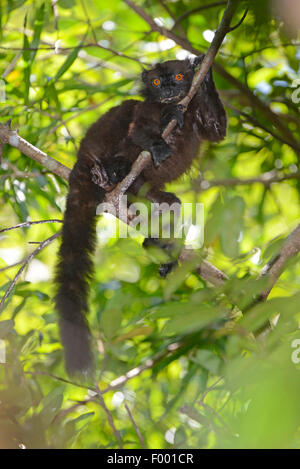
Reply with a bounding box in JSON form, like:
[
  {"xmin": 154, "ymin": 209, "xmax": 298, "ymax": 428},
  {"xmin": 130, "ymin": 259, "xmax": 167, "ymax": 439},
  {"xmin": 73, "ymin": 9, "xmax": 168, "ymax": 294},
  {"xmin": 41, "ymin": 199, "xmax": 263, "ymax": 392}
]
[{"xmin": 0, "ymin": 0, "xmax": 300, "ymax": 449}]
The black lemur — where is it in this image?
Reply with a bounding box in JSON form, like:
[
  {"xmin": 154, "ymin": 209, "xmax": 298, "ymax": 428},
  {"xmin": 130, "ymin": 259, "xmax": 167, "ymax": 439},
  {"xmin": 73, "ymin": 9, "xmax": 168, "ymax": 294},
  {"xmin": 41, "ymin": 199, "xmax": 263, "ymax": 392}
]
[{"xmin": 55, "ymin": 56, "xmax": 227, "ymax": 375}]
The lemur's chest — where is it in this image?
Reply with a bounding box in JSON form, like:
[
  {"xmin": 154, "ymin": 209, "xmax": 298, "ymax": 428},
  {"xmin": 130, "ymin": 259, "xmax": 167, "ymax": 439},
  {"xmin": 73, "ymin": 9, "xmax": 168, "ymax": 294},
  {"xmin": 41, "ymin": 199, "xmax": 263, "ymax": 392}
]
[{"xmin": 142, "ymin": 122, "xmax": 201, "ymax": 187}]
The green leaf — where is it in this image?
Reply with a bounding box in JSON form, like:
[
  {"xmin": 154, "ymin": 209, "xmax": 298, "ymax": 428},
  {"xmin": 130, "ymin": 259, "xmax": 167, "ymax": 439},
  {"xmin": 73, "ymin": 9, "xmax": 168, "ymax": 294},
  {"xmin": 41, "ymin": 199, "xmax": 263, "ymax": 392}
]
[
  {"xmin": 23, "ymin": 14, "xmax": 30, "ymax": 105},
  {"xmin": 21, "ymin": 5, "xmax": 45, "ymax": 105},
  {"xmin": 151, "ymin": 301, "xmax": 196, "ymax": 319},
  {"xmin": 100, "ymin": 292, "xmax": 129, "ymax": 340},
  {"xmin": 68, "ymin": 412, "xmax": 95, "ymax": 427},
  {"xmin": 162, "ymin": 304, "xmax": 227, "ymax": 335},
  {"xmin": 205, "ymin": 195, "xmax": 224, "ymax": 244},
  {"xmin": 262, "ymin": 236, "xmax": 285, "ymax": 262},
  {"xmin": 220, "ymin": 196, "xmax": 245, "ymax": 258},
  {"xmin": 53, "ymin": 45, "xmax": 81, "ymax": 82},
  {"xmin": 0, "ymin": 2, "xmax": 2, "ymax": 40},
  {"xmin": 191, "ymin": 349, "xmax": 222, "ymax": 375},
  {"xmin": 239, "ymin": 293, "xmax": 300, "ymax": 333},
  {"xmin": 48, "ymin": 82, "xmax": 61, "ymax": 112},
  {"xmin": 64, "ymin": 412, "xmax": 95, "ymax": 447},
  {"xmin": 39, "ymin": 386, "xmax": 64, "ymax": 427},
  {"xmin": 59, "ymin": 0, "xmax": 76, "ymax": 8},
  {"xmin": 30, "ymin": 3, "xmax": 45, "ymax": 62},
  {"xmin": 21, "ymin": 332, "xmax": 40, "ymax": 355},
  {"xmin": 163, "ymin": 255, "xmax": 201, "ymax": 300},
  {"xmin": 174, "ymin": 426, "xmax": 187, "ymax": 446}
]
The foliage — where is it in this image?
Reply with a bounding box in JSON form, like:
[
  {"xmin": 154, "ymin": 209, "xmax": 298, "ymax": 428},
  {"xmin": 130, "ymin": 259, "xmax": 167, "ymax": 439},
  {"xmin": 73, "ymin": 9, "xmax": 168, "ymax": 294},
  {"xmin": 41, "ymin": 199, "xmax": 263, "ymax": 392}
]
[{"xmin": 0, "ymin": 0, "xmax": 300, "ymax": 449}]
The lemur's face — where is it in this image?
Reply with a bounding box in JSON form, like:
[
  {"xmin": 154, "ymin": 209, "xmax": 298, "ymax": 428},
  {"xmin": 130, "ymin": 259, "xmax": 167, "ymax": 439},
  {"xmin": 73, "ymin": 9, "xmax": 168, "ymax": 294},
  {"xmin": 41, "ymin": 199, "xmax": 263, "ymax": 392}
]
[{"xmin": 142, "ymin": 59, "xmax": 194, "ymax": 104}]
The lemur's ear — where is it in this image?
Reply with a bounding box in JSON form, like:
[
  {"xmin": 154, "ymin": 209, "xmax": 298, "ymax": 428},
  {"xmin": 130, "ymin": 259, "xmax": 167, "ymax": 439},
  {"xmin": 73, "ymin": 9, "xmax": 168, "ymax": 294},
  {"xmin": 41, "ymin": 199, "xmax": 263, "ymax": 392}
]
[
  {"xmin": 195, "ymin": 55, "xmax": 227, "ymax": 142},
  {"xmin": 192, "ymin": 55, "xmax": 205, "ymax": 68},
  {"xmin": 141, "ymin": 69, "xmax": 148, "ymax": 83}
]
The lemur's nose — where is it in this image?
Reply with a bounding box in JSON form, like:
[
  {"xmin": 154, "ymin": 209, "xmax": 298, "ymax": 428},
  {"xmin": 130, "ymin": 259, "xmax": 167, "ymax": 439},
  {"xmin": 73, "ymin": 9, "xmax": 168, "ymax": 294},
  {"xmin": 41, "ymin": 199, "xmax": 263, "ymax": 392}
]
[{"xmin": 164, "ymin": 88, "xmax": 174, "ymax": 97}]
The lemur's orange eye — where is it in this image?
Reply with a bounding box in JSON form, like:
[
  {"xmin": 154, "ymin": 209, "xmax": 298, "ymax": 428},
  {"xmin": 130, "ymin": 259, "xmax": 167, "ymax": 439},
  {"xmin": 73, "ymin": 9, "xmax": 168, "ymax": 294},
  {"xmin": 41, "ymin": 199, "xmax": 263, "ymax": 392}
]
[
  {"xmin": 175, "ymin": 73, "xmax": 183, "ymax": 81},
  {"xmin": 153, "ymin": 78, "xmax": 161, "ymax": 87}
]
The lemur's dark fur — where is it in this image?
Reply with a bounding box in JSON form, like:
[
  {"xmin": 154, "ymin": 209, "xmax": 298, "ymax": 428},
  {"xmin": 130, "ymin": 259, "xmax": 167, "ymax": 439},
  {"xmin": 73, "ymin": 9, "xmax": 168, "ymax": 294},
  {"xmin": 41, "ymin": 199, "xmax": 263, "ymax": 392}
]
[{"xmin": 55, "ymin": 56, "xmax": 227, "ymax": 374}]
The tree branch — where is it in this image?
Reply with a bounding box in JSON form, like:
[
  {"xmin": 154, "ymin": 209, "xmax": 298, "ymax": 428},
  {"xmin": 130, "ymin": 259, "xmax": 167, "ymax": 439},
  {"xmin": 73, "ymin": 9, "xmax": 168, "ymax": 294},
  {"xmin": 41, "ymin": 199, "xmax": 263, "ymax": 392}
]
[
  {"xmin": 0, "ymin": 121, "xmax": 70, "ymax": 180},
  {"xmin": 109, "ymin": 0, "xmax": 239, "ymax": 205},
  {"xmin": 259, "ymin": 224, "xmax": 300, "ymax": 300},
  {"xmin": 2, "ymin": 0, "xmax": 299, "ymax": 306},
  {"xmin": 123, "ymin": 0, "xmax": 300, "ymax": 156},
  {"xmin": 179, "ymin": 251, "xmax": 228, "ymax": 286},
  {"xmin": 0, "ymin": 139, "xmax": 227, "ymax": 295}
]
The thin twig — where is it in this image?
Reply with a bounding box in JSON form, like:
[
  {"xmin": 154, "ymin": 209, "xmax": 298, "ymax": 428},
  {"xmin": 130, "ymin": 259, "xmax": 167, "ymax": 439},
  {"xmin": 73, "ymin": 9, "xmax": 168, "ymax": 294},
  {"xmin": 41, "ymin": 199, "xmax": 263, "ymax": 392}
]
[
  {"xmin": 48, "ymin": 97, "xmax": 114, "ymax": 135},
  {"xmin": 2, "ymin": 51, "xmax": 22, "ymax": 78},
  {"xmin": 124, "ymin": 401, "xmax": 145, "ymax": 448},
  {"xmin": 0, "ymin": 42, "xmax": 143, "ymax": 64},
  {"xmin": 172, "ymin": 1, "xmax": 227, "ymax": 29},
  {"xmin": 94, "ymin": 380, "xmax": 123, "ymax": 448},
  {"xmin": 24, "ymin": 370, "xmax": 94, "ymax": 391},
  {"xmin": 52, "ymin": 400, "xmax": 92, "ymax": 422},
  {"xmin": 0, "ymin": 232, "xmax": 60, "ymax": 310},
  {"xmin": 223, "ymin": 100, "xmax": 297, "ymax": 150},
  {"xmin": 197, "ymin": 377, "xmax": 223, "ymax": 405},
  {"xmin": 0, "ymin": 260, "xmax": 24, "ymax": 273},
  {"xmin": 0, "ymin": 160, "xmax": 40, "ymax": 179},
  {"xmin": 0, "ymin": 219, "xmax": 63, "ymax": 234},
  {"xmin": 51, "ymin": 0, "xmax": 59, "ymax": 30},
  {"xmin": 80, "ymin": 0, "xmax": 98, "ymax": 43},
  {"xmin": 228, "ymin": 8, "xmax": 248, "ymax": 31},
  {"xmin": 157, "ymin": 0, "xmax": 186, "ymax": 37},
  {"xmin": 241, "ymin": 42, "xmax": 300, "ymax": 59},
  {"xmin": 100, "ymin": 342, "xmax": 182, "ymax": 394},
  {"xmin": 195, "ymin": 170, "xmax": 300, "ymax": 191}
]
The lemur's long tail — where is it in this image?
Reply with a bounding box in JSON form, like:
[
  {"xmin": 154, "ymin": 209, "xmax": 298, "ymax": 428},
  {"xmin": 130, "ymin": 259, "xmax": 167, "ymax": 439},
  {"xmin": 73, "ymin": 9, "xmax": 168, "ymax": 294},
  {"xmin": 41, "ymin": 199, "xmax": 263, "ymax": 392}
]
[{"xmin": 54, "ymin": 158, "xmax": 105, "ymax": 375}]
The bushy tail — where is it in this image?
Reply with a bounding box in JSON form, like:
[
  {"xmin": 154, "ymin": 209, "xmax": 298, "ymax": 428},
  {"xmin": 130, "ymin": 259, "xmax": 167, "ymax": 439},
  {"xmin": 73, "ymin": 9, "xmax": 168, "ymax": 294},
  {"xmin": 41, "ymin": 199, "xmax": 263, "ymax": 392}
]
[{"xmin": 55, "ymin": 159, "xmax": 105, "ymax": 375}]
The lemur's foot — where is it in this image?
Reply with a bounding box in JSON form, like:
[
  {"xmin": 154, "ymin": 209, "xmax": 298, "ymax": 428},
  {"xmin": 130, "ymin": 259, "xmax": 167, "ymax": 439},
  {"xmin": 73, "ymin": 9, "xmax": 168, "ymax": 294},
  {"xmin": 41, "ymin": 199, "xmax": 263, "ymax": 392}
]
[
  {"xmin": 161, "ymin": 104, "xmax": 184, "ymax": 129},
  {"xmin": 150, "ymin": 139, "xmax": 172, "ymax": 167},
  {"xmin": 159, "ymin": 260, "xmax": 178, "ymax": 278}
]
